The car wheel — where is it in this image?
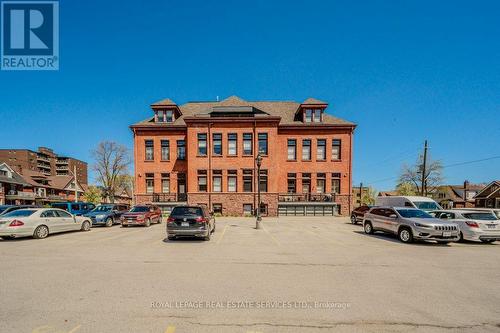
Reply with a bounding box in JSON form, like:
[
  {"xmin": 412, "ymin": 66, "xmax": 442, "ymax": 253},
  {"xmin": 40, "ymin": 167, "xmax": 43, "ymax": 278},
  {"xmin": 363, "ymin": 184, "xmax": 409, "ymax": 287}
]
[
  {"xmin": 145, "ymin": 218, "xmax": 151, "ymax": 227},
  {"xmin": 157, "ymin": 216, "xmax": 162, "ymax": 224},
  {"xmin": 33, "ymin": 225, "xmax": 49, "ymax": 239},
  {"xmin": 363, "ymin": 221, "xmax": 373, "ymax": 234},
  {"xmin": 459, "ymin": 232, "xmax": 464, "ymax": 242},
  {"xmin": 212, "ymin": 222, "xmax": 216, "ymax": 233},
  {"xmin": 204, "ymin": 230, "xmax": 211, "ymax": 241},
  {"xmin": 350, "ymin": 214, "xmax": 357, "ymax": 224},
  {"xmin": 81, "ymin": 221, "xmax": 91, "ymax": 231},
  {"xmin": 122, "ymin": 224, "xmax": 128, "ymax": 228},
  {"xmin": 398, "ymin": 227, "xmax": 413, "ymax": 243},
  {"xmin": 105, "ymin": 217, "xmax": 113, "ymax": 227}
]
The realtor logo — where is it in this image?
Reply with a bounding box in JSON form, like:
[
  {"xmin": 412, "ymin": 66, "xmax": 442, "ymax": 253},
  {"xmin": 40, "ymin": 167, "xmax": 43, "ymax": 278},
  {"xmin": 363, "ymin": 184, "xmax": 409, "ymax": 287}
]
[{"xmin": 1, "ymin": 1, "xmax": 59, "ymax": 70}]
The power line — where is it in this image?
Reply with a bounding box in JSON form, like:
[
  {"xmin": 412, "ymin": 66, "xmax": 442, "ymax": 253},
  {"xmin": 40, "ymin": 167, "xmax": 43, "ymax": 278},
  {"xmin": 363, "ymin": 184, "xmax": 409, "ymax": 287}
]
[
  {"xmin": 442, "ymin": 156, "xmax": 500, "ymax": 169},
  {"xmin": 363, "ymin": 154, "xmax": 500, "ymax": 186}
]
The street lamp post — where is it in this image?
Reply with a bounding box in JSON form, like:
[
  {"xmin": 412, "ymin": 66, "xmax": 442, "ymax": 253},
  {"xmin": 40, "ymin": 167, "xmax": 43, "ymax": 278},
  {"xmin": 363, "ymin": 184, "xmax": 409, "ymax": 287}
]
[{"xmin": 255, "ymin": 153, "xmax": 263, "ymax": 230}]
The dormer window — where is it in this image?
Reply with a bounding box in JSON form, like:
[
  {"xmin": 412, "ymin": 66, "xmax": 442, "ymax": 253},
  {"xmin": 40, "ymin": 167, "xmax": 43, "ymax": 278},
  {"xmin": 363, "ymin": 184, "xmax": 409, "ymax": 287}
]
[
  {"xmin": 156, "ymin": 110, "xmax": 175, "ymax": 123},
  {"xmin": 304, "ymin": 109, "xmax": 322, "ymax": 123}
]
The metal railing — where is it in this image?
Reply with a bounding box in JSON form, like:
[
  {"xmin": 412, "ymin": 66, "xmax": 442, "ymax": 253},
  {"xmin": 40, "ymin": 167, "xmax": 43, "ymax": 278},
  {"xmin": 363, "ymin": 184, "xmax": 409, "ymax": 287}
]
[
  {"xmin": 135, "ymin": 193, "xmax": 187, "ymax": 203},
  {"xmin": 278, "ymin": 193, "xmax": 347, "ymax": 202}
]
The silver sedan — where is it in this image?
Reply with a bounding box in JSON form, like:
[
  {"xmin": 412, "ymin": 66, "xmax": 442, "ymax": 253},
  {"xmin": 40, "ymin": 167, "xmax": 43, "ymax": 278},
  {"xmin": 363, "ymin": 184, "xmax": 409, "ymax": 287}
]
[{"xmin": 0, "ymin": 208, "xmax": 92, "ymax": 240}]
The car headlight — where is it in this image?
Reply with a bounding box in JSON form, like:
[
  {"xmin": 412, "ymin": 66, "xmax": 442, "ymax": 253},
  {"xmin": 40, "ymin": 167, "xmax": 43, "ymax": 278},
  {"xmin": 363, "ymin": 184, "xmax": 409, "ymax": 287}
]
[{"xmin": 414, "ymin": 222, "xmax": 432, "ymax": 228}]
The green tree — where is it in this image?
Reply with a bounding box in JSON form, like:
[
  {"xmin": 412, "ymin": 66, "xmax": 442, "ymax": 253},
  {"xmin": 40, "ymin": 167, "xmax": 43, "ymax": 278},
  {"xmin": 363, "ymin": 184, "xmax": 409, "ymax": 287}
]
[
  {"xmin": 361, "ymin": 187, "xmax": 377, "ymax": 205},
  {"xmin": 396, "ymin": 182, "xmax": 418, "ymax": 195},
  {"xmin": 82, "ymin": 185, "xmax": 103, "ymax": 205}
]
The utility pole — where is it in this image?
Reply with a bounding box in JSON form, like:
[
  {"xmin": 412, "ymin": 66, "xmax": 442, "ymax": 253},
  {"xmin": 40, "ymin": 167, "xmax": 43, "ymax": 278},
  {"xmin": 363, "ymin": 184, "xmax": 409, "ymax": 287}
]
[
  {"xmin": 74, "ymin": 165, "xmax": 78, "ymax": 202},
  {"xmin": 421, "ymin": 140, "xmax": 428, "ymax": 196},
  {"xmin": 464, "ymin": 180, "xmax": 469, "ymax": 208},
  {"xmin": 359, "ymin": 182, "xmax": 363, "ymax": 207}
]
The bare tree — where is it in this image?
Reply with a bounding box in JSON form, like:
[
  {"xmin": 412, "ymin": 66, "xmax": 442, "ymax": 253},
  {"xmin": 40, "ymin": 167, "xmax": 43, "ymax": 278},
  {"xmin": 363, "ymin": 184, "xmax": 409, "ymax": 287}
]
[
  {"xmin": 91, "ymin": 141, "xmax": 131, "ymax": 203},
  {"xmin": 399, "ymin": 153, "xmax": 443, "ymax": 196}
]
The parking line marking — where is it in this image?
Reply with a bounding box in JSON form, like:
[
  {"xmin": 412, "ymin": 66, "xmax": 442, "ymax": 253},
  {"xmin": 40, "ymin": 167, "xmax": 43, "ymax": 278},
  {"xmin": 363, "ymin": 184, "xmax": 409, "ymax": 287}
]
[
  {"xmin": 216, "ymin": 225, "xmax": 229, "ymax": 244},
  {"xmin": 68, "ymin": 324, "xmax": 81, "ymax": 333},
  {"xmin": 165, "ymin": 326, "xmax": 176, "ymax": 333},
  {"xmin": 261, "ymin": 224, "xmax": 281, "ymax": 246},
  {"xmin": 95, "ymin": 227, "xmax": 146, "ymax": 242}
]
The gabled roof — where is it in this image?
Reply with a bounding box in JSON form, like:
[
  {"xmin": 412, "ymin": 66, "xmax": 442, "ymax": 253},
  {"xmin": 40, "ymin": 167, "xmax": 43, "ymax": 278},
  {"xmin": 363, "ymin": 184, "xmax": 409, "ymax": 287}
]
[
  {"xmin": 0, "ymin": 162, "xmax": 30, "ymax": 186},
  {"xmin": 301, "ymin": 97, "xmax": 328, "ymax": 105},
  {"xmin": 132, "ymin": 95, "xmax": 355, "ymax": 128},
  {"xmin": 151, "ymin": 98, "xmax": 177, "ymax": 107},
  {"xmin": 474, "ymin": 181, "xmax": 500, "ymax": 199}
]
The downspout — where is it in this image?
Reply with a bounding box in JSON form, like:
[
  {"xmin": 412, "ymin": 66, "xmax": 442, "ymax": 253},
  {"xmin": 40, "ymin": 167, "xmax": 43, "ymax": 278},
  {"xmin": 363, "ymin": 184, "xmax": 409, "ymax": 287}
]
[
  {"xmin": 133, "ymin": 128, "xmax": 137, "ymax": 206},
  {"xmin": 348, "ymin": 128, "xmax": 353, "ymax": 215},
  {"xmin": 253, "ymin": 120, "xmax": 257, "ymax": 214},
  {"xmin": 208, "ymin": 122, "xmax": 212, "ymax": 209}
]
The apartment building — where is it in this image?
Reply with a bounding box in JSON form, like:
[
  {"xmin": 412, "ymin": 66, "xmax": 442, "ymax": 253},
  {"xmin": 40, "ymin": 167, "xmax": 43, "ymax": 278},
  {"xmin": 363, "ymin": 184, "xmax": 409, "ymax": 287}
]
[
  {"xmin": 0, "ymin": 147, "xmax": 88, "ymax": 185},
  {"xmin": 130, "ymin": 96, "xmax": 356, "ymax": 216}
]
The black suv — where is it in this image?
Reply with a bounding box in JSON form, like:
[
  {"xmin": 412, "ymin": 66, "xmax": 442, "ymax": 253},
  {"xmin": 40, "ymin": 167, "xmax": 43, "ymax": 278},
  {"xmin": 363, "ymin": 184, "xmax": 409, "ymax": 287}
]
[
  {"xmin": 166, "ymin": 205, "xmax": 215, "ymax": 241},
  {"xmin": 350, "ymin": 205, "xmax": 373, "ymax": 224}
]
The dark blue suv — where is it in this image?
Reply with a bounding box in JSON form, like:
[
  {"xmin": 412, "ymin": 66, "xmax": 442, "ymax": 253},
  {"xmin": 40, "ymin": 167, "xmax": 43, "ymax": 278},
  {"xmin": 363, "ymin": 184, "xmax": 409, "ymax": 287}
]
[
  {"xmin": 51, "ymin": 202, "xmax": 96, "ymax": 216},
  {"xmin": 84, "ymin": 204, "xmax": 130, "ymax": 227}
]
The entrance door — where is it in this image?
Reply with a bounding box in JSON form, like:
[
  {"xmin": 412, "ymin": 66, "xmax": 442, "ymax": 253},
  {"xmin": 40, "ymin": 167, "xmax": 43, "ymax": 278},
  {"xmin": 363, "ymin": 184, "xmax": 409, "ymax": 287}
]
[{"xmin": 177, "ymin": 173, "xmax": 187, "ymax": 201}]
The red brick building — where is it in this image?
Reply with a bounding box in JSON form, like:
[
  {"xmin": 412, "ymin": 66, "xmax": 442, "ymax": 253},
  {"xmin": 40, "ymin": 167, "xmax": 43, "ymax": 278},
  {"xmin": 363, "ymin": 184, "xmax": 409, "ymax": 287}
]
[{"xmin": 130, "ymin": 96, "xmax": 356, "ymax": 216}]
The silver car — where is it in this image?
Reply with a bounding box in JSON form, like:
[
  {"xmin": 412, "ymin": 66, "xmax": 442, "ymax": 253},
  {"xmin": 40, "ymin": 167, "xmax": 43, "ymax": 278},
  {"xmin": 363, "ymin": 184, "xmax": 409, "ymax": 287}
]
[
  {"xmin": 363, "ymin": 207, "xmax": 459, "ymax": 244},
  {"xmin": 431, "ymin": 210, "xmax": 500, "ymax": 243},
  {"xmin": 0, "ymin": 208, "xmax": 92, "ymax": 240}
]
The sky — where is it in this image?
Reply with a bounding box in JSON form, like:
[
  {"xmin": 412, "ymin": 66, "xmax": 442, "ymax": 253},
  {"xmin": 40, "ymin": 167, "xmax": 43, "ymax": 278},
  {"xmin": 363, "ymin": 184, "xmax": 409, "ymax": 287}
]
[{"xmin": 0, "ymin": 0, "xmax": 499, "ymax": 191}]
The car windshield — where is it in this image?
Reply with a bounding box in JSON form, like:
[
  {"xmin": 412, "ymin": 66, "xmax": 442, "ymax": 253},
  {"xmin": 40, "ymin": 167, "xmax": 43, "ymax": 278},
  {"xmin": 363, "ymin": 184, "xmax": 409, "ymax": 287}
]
[
  {"xmin": 92, "ymin": 205, "xmax": 112, "ymax": 212},
  {"xmin": 130, "ymin": 206, "xmax": 149, "ymax": 212},
  {"xmin": 1, "ymin": 209, "xmax": 36, "ymax": 217},
  {"xmin": 396, "ymin": 209, "xmax": 432, "ymax": 219},
  {"xmin": 171, "ymin": 207, "xmax": 203, "ymax": 217},
  {"xmin": 413, "ymin": 201, "xmax": 440, "ymax": 210},
  {"xmin": 463, "ymin": 213, "xmax": 497, "ymax": 221}
]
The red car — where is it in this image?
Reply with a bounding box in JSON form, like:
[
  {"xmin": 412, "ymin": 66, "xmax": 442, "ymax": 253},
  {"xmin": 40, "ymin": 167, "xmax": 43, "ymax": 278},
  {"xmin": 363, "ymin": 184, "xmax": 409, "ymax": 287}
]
[{"xmin": 120, "ymin": 205, "xmax": 162, "ymax": 227}]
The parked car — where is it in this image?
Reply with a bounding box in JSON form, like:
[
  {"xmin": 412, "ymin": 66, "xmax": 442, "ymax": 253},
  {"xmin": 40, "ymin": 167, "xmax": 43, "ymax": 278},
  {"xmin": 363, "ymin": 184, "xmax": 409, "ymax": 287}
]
[
  {"xmin": 0, "ymin": 205, "xmax": 38, "ymax": 216},
  {"xmin": 0, "ymin": 208, "xmax": 91, "ymax": 240},
  {"xmin": 375, "ymin": 196, "xmax": 442, "ymax": 211},
  {"xmin": 84, "ymin": 204, "xmax": 130, "ymax": 227},
  {"xmin": 166, "ymin": 205, "xmax": 215, "ymax": 241},
  {"xmin": 350, "ymin": 205, "xmax": 373, "ymax": 224},
  {"xmin": 50, "ymin": 202, "xmax": 96, "ymax": 216},
  {"xmin": 363, "ymin": 207, "xmax": 459, "ymax": 244},
  {"xmin": 431, "ymin": 210, "xmax": 500, "ymax": 243},
  {"xmin": 452, "ymin": 208, "xmax": 500, "ymax": 220},
  {"xmin": 120, "ymin": 205, "xmax": 162, "ymax": 227}
]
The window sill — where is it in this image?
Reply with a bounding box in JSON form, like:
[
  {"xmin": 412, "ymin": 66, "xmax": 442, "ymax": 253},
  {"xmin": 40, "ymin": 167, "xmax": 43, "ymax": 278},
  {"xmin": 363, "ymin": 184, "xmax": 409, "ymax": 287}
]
[
  {"xmin": 331, "ymin": 159, "xmax": 342, "ymax": 162},
  {"xmin": 212, "ymin": 155, "xmax": 223, "ymax": 158},
  {"xmin": 242, "ymin": 155, "xmax": 253, "ymax": 157},
  {"xmin": 160, "ymin": 160, "xmax": 170, "ymax": 162},
  {"xmin": 301, "ymin": 159, "xmax": 312, "ymax": 162},
  {"xmin": 287, "ymin": 159, "xmax": 297, "ymax": 162},
  {"xmin": 196, "ymin": 155, "xmax": 208, "ymax": 158},
  {"xmin": 227, "ymin": 155, "xmax": 238, "ymax": 157},
  {"xmin": 317, "ymin": 159, "xmax": 327, "ymax": 162},
  {"xmin": 143, "ymin": 160, "xmax": 155, "ymax": 162}
]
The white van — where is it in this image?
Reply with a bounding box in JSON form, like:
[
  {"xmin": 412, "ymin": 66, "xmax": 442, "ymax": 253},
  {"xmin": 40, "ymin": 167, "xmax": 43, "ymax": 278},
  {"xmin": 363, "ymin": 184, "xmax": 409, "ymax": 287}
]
[{"xmin": 375, "ymin": 196, "xmax": 442, "ymax": 211}]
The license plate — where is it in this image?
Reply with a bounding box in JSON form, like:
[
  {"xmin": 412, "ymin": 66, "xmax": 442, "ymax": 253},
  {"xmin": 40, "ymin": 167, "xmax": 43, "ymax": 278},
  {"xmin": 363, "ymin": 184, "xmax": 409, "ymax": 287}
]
[
  {"xmin": 443, "ymin": 231, "xmax": 452, "ymax": 237},
  {"xmin": 487, "ymin": 224, "xmax": 497, "ymax": 229},
  {"xmin": 181, "ymin": 222, "xmax": 189, "ymax": 227}
]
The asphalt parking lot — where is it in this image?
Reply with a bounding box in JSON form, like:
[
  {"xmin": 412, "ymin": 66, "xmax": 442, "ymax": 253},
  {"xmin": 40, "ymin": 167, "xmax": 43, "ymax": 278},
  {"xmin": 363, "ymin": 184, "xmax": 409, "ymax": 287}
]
[{"xmin": 1, "ymin": 217, "xmax": 500, "ymax": 333}]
